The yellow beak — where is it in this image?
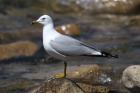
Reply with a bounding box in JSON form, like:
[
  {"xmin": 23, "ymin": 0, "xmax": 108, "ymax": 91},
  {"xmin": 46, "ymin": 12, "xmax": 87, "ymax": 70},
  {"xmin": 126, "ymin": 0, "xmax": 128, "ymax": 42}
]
[{"xmin": 31, "ymin": 21, "xmax": 37, "ymax": 25}]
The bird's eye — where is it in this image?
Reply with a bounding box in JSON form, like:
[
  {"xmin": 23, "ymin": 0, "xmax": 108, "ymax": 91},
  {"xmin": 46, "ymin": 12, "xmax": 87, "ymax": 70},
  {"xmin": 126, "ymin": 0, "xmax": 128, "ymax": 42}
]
[{"xmin": 42, "ymin": 18, "xmax": 46, "ymax": 20}]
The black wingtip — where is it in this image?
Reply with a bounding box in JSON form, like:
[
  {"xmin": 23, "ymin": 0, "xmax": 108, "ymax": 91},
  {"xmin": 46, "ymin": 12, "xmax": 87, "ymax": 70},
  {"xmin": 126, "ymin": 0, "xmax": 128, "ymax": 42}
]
[{"xmin": 101, "ymin": 51, "xmax": 119, "ymax": 58}]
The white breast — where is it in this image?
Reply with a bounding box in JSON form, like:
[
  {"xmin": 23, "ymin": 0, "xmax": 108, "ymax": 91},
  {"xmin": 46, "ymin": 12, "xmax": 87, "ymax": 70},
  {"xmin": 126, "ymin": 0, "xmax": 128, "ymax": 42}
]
[{"xmin": 43, "ymin": 26, "xmax": 66, "ymax": 60}]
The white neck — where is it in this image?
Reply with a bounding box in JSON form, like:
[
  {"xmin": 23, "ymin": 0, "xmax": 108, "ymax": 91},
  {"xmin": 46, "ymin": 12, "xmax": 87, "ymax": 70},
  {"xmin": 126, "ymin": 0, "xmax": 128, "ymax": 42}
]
[
  {"xmin": 44, "ymin": 23, "xmax": 54, "ymax": 30},
  {"xmin": 43, "ymin": 23, "xmax": 60, "ymax": 44}
]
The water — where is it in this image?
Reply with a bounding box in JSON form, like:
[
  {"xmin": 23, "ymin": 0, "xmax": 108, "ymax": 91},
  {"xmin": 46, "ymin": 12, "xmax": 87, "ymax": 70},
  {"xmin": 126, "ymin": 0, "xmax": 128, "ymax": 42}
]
[{"xmin": 0, "ymin": 13, "xmax": 140, "ymax": 92}]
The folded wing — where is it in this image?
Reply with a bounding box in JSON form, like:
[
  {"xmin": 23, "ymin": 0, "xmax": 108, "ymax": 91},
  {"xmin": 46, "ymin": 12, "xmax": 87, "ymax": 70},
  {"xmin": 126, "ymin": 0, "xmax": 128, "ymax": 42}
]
[{"xmin": 50, "ymin": 36, "xmax": 102, "ymax": 56}]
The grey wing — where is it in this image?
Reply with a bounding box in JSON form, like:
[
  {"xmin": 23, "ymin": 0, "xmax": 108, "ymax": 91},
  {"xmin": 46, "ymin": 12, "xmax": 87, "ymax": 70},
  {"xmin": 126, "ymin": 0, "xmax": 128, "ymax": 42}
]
[{"xmin": 50, "ymin": 36, "xmax": 102, "ymax": 56}]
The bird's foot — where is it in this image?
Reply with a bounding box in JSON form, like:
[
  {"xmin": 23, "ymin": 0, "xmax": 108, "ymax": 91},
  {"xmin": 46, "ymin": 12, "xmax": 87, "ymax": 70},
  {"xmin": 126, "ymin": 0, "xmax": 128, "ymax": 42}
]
[{"xmin": 53, "ymin": 73, "xmax": 66, "ymax": 79}]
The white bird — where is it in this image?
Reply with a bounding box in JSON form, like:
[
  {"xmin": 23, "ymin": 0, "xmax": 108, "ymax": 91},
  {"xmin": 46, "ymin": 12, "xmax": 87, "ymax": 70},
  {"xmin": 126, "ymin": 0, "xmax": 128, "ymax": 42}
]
[{"xmin": 32, "ymin": 15, "xmax": 118, "ymax": 78}]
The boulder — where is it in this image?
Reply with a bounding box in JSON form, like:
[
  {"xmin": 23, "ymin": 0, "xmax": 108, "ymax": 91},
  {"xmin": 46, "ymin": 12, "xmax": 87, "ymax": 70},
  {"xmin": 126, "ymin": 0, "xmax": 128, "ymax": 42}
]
[
  {"xmin": 122, "ymin": 65, "xmax": 140, "ymax": 89},
  {"xmin": 0, "ymin": 41, "xmax": 39, "ymax": 60},
  {"xmin": 28, "ymin": 65, "xmax": 111, "ymax": 93}
]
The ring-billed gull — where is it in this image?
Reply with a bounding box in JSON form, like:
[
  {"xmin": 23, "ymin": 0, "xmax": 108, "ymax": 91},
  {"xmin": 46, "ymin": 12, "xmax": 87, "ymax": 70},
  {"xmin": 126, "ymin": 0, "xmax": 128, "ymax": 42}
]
[{"xmin": 32, "ymin": 15, "xmax": 118, "ymax": 78}]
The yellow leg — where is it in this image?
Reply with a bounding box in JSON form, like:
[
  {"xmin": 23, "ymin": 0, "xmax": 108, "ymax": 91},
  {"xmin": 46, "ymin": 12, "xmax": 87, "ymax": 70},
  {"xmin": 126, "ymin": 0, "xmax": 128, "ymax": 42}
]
[
  {"xmin": 51, "ymin": 62, "xmax": 86, "ymax": 93},
  {"xmin": 54, "ymin": 62, "xmax": 67, "ymax": 78},
  {"xmin": 64, "ymin": 62, "xmax": 67, "ymax": 78}
]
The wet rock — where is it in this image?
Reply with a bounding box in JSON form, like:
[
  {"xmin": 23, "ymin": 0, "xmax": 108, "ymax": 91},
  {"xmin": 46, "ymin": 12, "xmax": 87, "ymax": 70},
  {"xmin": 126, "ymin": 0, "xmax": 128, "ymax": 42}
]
[
  {"xmin": 76, "ymin": 0, "xmax": 140, "ymax": 14},
  {"xmin": 27, "ymin": 86, "xmax": 42, "ymax": 93},
  {"xmin": 125, "ymin": 15, "xmax": 140, "ymax": 27},
  {"xmin": 45, "ymin": 0, "xmax": 140, "ymax": 14},
  {"xmin": 44, "ymin": 0, "xmax": 82, "ymax": 13},
  {"xmin": 0, "ymin": 28, "xmax": 42, "ymax": 43},
  {"xmin": 50, "ymin": 64, "xmax": 112, "ymax": 85},
  {"xmin": 29, "ymin": 78, "xmax": 110, "ymax": 93},
  {"xmin": 56, "ymin": 24, "xmax": 80, "ymax": 36},
  {"xmin": 28, "ymin": 78, "xmax": 86, "ymax": 93},
  {"xmin": 122, "ymin": 65, "xmax": 140, "ymax": 89},
  {"xmin": 28, "ymin": 65, "xmax": 111, "ymax": 93},
  {"xmin": 3, "ymin": 0, "xmax": 140, "ymax": 15},
  {"xmin": 66, "ymin": 65, "xmax": 107, "ymax": 84},
  {"xmin": 0, "ymin": 41, "xmax": 39, "ymax": 60}
]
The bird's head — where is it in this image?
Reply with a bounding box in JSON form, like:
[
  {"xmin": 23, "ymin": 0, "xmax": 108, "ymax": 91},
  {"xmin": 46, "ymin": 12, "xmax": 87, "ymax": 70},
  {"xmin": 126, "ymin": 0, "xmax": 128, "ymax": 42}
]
[{"xmin": 32, "ymin": 15, "xmax": 53, "ymax": 26}]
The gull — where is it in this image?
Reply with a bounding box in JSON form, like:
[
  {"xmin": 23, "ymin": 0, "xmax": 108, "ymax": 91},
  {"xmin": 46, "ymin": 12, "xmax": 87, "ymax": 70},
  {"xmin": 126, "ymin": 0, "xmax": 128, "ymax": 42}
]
[{"xmin": 32, "ymin": 15, "xmax": 118, "ymax": 78}]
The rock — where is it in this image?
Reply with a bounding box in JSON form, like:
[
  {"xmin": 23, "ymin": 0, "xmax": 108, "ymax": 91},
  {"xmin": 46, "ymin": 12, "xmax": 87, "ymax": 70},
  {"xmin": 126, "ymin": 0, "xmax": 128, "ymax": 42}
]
[
  {"xmin": 66, "ymin": 65, "xmax": 103, "ymax": 84},
  {"xmin": 27, "ymin": 86, "xmax": 42, "ymax": 93},
  {"xmin": 125, "ymin": 15, "xmax": 140, "ymax": 27},
  {"xmin": 44, "ymin": 0, "xmax": 140, "ymax": 14},
  {"xmin": 122, "ymin": 65, "xmax": 140, "ymax": 89},
  {"xmin": 56, "ymin": 24, "xmax": 80, "ymax": 36},
  {"xmin": 44, "ymin": 0, "xmax": 82, "ymax": 13},
  {"xmin": 75, "ymin": 0, "xmax": 140, "ymax": 14},
  {"xmin": 0, "ymin": 41, "xmax": 39, "ymax": 60},
  {"xmin": 28, "ymin": 78, "xmax": 110, "ymax": 93},
  {"xmin": 0, "ymin": 28, "xmax": 42, "ymax": 43},
  {"xmin": 28, "ymin": 78, "xmax": 87, "ymax": 93},
  {"xmin": 28, "ymin": 65, "xmax": 111, "ymax": 93},
  {"xmin": 3, "ymin": 0, "xmax": 140, "ymax": 15}
]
